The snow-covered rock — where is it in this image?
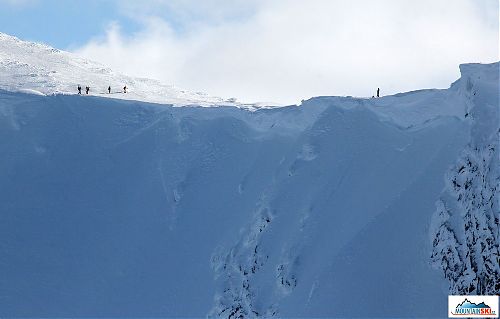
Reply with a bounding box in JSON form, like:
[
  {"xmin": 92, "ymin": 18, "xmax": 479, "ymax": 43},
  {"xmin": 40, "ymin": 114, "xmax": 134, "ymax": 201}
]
[
  {"xmin": 430, "ymin": 62, "xmax": 499, "ymax": 296},
  {"xmin": 0, "ymin": 33, "xmax": 498, "ymax": 317}
]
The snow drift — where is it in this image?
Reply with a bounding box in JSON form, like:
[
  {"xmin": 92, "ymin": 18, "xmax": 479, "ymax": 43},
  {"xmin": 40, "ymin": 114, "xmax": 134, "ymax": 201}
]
[{"xmin": 0, "ymin": 33, "xmax": 498, "ymax": 317}]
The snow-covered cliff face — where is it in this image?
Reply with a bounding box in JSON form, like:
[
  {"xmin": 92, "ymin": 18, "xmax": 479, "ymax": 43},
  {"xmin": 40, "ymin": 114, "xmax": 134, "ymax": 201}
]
[
  {"xmin": 0, "ymin": 34, "xmax": 498, "ymax": 317},
  {"xmin": 430, "ymin": 63, "xmax": 500, "ymax": 296}
]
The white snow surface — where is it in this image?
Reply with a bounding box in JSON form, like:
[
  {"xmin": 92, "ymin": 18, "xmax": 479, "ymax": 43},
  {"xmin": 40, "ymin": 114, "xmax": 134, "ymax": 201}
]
[
  {"xmin": 0, "ymin": 32, "xmax": 245, "ymax": 107},
  {"xmin": 0, "ymin": 33, "xmax": 498, "ymax": 317},
  {"xmin": 1, "ymin": 32, "xmax": 469, "ymax": 124}
]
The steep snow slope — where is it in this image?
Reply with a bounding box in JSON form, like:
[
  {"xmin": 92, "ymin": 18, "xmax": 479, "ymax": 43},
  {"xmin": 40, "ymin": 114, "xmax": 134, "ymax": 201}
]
[
  {"xmin": 0, "ymin": 34, "xmax": 498, "ymax": 318},
  {"xmin": 0, "ymin": 32, "xmax": 241, "ymax": 106},
  {"xmin": 0, "ymin": 88, "xmax": 467, "ymax": 317}
]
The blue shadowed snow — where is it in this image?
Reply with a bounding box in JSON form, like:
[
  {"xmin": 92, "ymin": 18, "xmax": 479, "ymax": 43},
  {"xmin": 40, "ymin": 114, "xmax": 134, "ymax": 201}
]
[
  {"xmin": 0, "ymin": 33, "xmax": 498, "ymax": 316},
  {"xmin": 0, "ymin": 76, "xmax": 474, "ymax": 316}
]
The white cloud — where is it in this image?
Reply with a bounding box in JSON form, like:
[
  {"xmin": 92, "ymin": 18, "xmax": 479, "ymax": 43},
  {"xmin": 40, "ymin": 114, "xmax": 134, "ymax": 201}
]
[{"xmin": 74, "ymin": 0, "xmax": 499, "ymax": 104}]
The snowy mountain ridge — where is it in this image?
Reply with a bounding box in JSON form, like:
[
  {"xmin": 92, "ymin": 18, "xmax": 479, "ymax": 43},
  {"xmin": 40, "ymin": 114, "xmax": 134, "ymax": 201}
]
[
  {"xmin": 0, "ymin": 32, "xmax": 498, "ymax": 317},
  {"xmin": 0, "ymin": 32, "xmax": 473, "ymax": 128},
  {"xmin": 0, "ymin": 32, "xmax": 245, "ymax": 107}
]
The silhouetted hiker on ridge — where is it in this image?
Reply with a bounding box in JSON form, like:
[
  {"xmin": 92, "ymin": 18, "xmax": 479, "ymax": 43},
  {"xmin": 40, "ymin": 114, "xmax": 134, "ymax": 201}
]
[
  {"xmin": 377, "ymin": 88, "xmax": 380, "ymax": 98},
  {"xmin": 123, "ymin": 85, "xmax": 127, "ymax": 93},
  {"xmin": 85, "ymin": 86, "xmax": 90, "ymax": 94},
  {"xmin": 77, "ymin": 85, "xmax": 81, "ymax": 94},
  {"xmin": 108, "ymin": 86, "xmax": 111, "ymax": 94}
]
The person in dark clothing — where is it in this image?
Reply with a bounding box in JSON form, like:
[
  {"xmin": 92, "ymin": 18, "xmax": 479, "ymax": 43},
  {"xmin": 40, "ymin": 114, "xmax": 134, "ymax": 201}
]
[
  {"xmin": 377, "ymin": 88, "xmax": 380, "ymax": 98},
  {"xmin": 123, "ymin": 85, "xmax": 127, "ymax": 93},
  {"xmin": 108, "ymin": 86, "xmax": 111, "ymax": 94},
  {"xmin": 85, "ymin": 86, "xmax": 90, "ymax": 94},
  {"xmin": 78, "ymin": 85, "xmax": 82, "ymax": 94}
]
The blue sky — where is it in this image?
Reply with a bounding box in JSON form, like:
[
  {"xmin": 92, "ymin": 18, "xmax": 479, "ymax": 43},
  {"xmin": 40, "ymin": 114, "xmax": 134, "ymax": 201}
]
[
  {"xmin": 0, "ymin": 0, "xmax": 258, "ymax": 49},
  {"xmin": 0, "ymin": 0, "xmax": 498, "ymax": 104},
  {"xmin": 0, "ymin": 0, "xmax": 142, "ymax": 49}
]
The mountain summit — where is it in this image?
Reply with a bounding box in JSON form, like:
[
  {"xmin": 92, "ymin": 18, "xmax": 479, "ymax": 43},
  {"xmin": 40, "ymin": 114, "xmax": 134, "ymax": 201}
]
[{"xmin": 0, "ymin": 32, "xmax": 240, "ymax": 106}]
